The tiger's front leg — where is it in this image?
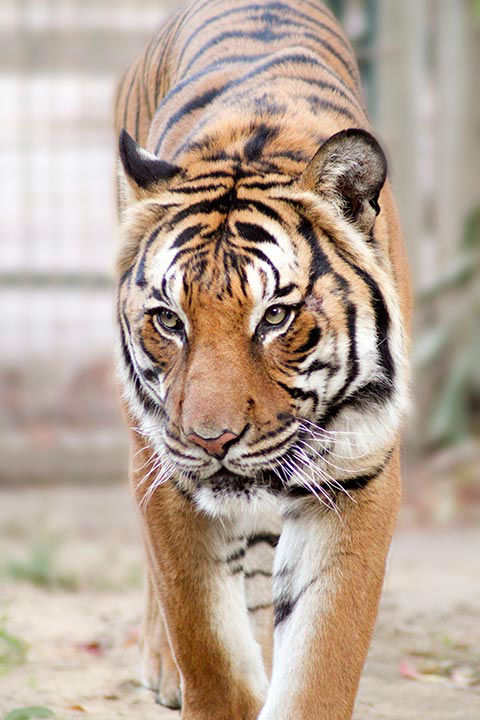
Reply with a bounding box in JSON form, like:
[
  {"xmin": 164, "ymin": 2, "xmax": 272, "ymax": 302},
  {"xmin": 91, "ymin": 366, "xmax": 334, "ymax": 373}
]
[
  {"xmin": 260, "ymin": 453, "xmax": 401, "ymax": 720},
  {"xmin": 132, "ymin": 452, "xmax": 268, "ymax": 720},
  {"xmin": 140, "ymin": 570, "xmax": 181, "ymax": 709}
]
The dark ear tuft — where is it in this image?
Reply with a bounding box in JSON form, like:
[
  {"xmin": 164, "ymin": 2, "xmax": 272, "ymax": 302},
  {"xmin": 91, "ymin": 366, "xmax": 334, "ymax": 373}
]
[
  {"xmin": 118, "ymin": 129, "xmax": 181, "ymax": 193},
  {"xmin": 299, "ymin": 128, "xmax": 387, "ymax": 233}
]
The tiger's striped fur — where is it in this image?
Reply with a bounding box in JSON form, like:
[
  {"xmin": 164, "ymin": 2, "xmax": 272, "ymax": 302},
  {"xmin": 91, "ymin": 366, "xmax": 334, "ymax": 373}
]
[{"xmin": 114, "ymin": 1, "xmax": 411, "ymax": 718}]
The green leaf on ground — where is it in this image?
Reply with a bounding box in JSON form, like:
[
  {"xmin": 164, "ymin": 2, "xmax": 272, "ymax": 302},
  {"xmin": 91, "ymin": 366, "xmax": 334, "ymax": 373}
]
[
  {"xmin": 4, "ymin": 534, "xmax": 78, "ymax": 591},
  {"xmin": 4, "ymin": 708, "xmax": 55, "ymax": 720},
  {"xmin": 0, "ymin": 627, "xmax": 28, "ymax": 676}
]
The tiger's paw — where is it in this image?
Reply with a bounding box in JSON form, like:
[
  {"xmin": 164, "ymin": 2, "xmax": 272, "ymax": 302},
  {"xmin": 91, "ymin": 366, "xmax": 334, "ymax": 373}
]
[
  {"xmin": 141, "ymin": 641, "xmax": 182, "ymax": 709},
  {"xmin": 155, "ymin": 671, "xmax": 182, "ymax": 710}
]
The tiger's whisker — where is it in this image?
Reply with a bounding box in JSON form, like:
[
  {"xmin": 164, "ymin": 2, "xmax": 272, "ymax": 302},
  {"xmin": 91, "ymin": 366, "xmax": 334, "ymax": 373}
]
[
  {"xmin": 299, "ymin": 418, "xmax": 370, "ymax": 437},
  {"xmin": 282, "ymin": 455, "xmax": 339, "ymax": 515},
  {"xmin": 293, "ymin": 447, "xmax": 356, "ymax": 505},
  {"xmin": 297, "ymin": 439, "xmax": 365, "ymax": 476}
]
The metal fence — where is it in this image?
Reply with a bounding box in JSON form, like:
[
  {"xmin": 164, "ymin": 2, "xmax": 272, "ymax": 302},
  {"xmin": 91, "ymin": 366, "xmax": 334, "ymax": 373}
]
[
  {"xmin": 1, "ymin": 0, "xmax": 478, "ymax": 484},
  {"xmin": 0, "ymin": 1, "xmax": 168, "ymax": 482}
]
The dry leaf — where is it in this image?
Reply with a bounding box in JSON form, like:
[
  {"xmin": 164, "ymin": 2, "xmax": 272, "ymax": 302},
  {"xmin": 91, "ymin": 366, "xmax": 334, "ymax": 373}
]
[
  {"xmin": 399, "ymin": 659, "xmax": 419, "ymax": 680},
  {"xmin": 75, "ymin": 640, "xmax": 107, "ymax": 656}
]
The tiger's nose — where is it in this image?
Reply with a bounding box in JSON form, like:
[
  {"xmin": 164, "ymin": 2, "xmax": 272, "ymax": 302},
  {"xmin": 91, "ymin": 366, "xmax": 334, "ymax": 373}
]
[{"xmin": 187, "ymin": 430, "xmax": 239, "ymax": 458}]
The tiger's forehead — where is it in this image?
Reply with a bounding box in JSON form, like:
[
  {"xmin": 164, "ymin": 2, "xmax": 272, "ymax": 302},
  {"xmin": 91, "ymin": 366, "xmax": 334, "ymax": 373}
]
[{"xmin": 146, "ymin": 201, "xmax": 305, "ymax": 309}]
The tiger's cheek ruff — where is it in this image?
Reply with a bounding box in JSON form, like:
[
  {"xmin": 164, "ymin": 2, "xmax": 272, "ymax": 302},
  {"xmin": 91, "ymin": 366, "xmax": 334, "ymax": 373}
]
[{"xmin": 287, "ymin": 193, "xmax": 409, "ymax": 456}]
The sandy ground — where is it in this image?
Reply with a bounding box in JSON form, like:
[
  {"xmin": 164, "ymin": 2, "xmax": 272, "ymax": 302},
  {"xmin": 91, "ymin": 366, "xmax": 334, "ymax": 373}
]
[{"xmin": 0, "ymin": 486, "xmax": 479, "ymax": 720}]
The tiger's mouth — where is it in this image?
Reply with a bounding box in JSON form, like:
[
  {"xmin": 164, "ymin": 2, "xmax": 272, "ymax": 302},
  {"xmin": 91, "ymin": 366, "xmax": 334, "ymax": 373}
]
[
  {"xmin": 162, "ymin": 420, "xmax": 302, "ymax": 486},
  {"xmin": 199, "ymin": 467, "xmax": 286, "ymax": 495},
  {"xmin": 179, "ymin": 439, "xmax": 308, "ymax": 497}
]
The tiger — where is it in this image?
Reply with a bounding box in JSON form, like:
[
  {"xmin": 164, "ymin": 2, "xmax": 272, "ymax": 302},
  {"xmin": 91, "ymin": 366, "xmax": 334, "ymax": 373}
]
[{"xmin": 114, "ymin": 0, "xmax": 411, "ymax": 718}]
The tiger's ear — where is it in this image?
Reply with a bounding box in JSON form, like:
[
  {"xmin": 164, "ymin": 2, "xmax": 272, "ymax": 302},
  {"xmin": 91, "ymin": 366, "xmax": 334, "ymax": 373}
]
[
  {"xmin": 298, "ymin": 128, "xmax": 387, "ymax": 233},
  {"xmin": 118, "ymin": 129, "xmax": 181, "ymax": 201}
]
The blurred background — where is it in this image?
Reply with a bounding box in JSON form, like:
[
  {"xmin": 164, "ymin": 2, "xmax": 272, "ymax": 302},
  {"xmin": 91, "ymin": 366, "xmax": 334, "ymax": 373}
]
[
  {"xmin": 1, "ymin": 2, "xmax": 480, "ymax": 718},
  {"xmin": 1, "ymin": 0, "xmax": 479, "ymax": 521}
]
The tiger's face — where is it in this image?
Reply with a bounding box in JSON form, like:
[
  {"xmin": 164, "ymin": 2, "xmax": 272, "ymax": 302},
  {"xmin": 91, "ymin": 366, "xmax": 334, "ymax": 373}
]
[{"xmin": 118, "ymin": 128, "xmax": 408, "ymax": 514}]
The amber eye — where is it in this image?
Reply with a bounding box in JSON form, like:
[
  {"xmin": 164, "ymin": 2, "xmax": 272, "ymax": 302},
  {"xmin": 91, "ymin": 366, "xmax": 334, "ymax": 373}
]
[
  {"xmin": 156, "ymin": 308, "xmax": 184, "ymax": 333},
  {"xmin": 263, "ymin": 305, "xmax": 290, "ymax": 327}
]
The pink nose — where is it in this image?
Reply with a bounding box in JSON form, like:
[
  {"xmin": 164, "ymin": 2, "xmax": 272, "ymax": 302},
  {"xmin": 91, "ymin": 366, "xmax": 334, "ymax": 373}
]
[{"xmin": 187, "ymin": 430, "xmax": 239, "ymax": 458}]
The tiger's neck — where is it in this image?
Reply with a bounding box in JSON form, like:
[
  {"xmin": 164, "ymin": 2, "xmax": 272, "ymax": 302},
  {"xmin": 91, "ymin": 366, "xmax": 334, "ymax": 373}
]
[{"xmin": 153, "ymin": 102, "xmax": 357, "ymax": 181}]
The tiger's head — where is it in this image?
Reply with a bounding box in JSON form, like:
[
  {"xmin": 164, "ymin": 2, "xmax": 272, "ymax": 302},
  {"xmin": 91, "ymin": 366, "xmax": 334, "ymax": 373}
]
[{"xmin": 117, "ymin": 126, "xmax": 409, "ymax": 515}]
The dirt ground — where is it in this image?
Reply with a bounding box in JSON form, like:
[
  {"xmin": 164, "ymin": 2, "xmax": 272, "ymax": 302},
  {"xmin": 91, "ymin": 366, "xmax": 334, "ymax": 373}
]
[{"xmin": 0, "ymin": 486, "xmax": 479, "ymax": 720}]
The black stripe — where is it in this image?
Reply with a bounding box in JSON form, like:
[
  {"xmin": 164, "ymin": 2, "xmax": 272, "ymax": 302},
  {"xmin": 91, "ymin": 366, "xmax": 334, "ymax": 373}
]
[
  {"xmin": 142, "ymin": 36, "xmax": 156, "ymax": 116},
  {"xmin": 169, "ymin": 67, "xmax": 362, "ymax": 161},
  {"xmin": 236, "ymin": 221, "xmax": 278, "ymax": 246},
  {"xmin": 172, "ymin": 479, "xmax": 196, "ymax": 504},
  {"xmin": 327, "ymin": 301, "xmax": 359, "ymax": 408},
  {"xmin": 154, "ymin": 9, "xmax": 187, "ymax": 107},
  {"xmin": 168, "ymin": 193, "xmax": 234, "ymax": 225},
  {"xmin": 118, "ymin": 319, "xmax": 158, "ymax": 416},
  {"xmin": 235, "ymin": 198, "xmax": 285, "ymax": 225},
  {"xmin": 155, "ymin": 86, "xmax": 224, "ymax": 153},
  {"xmin": 141, "ymin": 366, "xmax": 160, "ymax": 382},
  {"xmin": 248, "ymin": 602, "xmax": 273, "ymax": 612},
  {"xmin": 172, "ymin": 244, "xmax": 210, "ymax": 269},
  {"xmin": 276, "ymin": 282, "xmax": 298, "ymax": 298},
  {"xmin": 225, "ymin": 547, "xmax": 246, "ymax": 564},
  {"xmin": 242, "ymin": 429, "xmax": 298, "ymax": 459},
  {"xmin": 293, "ymin": 76, "xmax": 362, "ymax": 110},
  {"xmin": 171, "ymin": 223, "xmax": 204, "ymax": 249},
  {"xmin": 247, "ymin": 533, "xmax": 279, "ymax": 548},
  {"xmin": 241, "ymin": 246, "xmax": 280, "ymax": 287},
  {"xmin": 183, "ymin": 29, "xmax": 292, "ymax": 76},
  {"xmin": 134, "ymin": 83, "xmax": 141, "ymax": 140},
  {"xmin": 337, "ymin": 379, "xmax": 393, "ymax": 411},
  {"xmin": 278, "ymin": 380, "xmax": 318, "ymax": 408},
  {"xmin": 187, "ymin": 170, "xmax": 234, "ymax": 182},
  {"xmin": 136, "ymin": 225, "xmax": 162, "ymax": 287},
  {"xmin": 244, "ymin": 569, "xmax": 272, "ymax": 579},
  {"xmin": 170, "ymin": 182, "xmax": 227, "ymax": 195},
  {"xmin": 337, "ymin": 249, "xmax": 395, "ymax": 383},
  {"xmin": 163, "ymin": 442, "xmax": 201, "ymax": 463},
  {"xmin": 244, "ymin": 124, "xmax": 280, "ymax": 162},
  {"xmin": 274, "ymin": 595, "xmax": 297, "ymax": 626},
  {"xmin": 295, "ymin": 325, "xmax": 321, "ymax": 354},
  {"xmin": 240, "ymin": 177, "xmax": 295, "ymax": 190},
  {"xmin": 304, "ymin": 94, "xmax": 356, "ymax": 121},
  {"xmin": 255, "ymin": 417, "xmax": 295, "ymax": 443},
  {"xmin": 274, "ymin": 574, "xmax": 321, "ymax": 627},
  {"xmin": 176, "ymin": 3, "xmax": 259, "ymax": 67},
  {"xmin": 122, "ymin": 63, "xmax": 139, "ymax": 134},
  {"xmin": 337, "ymin": 449, "xmax": 394, "ymax": 492},
  {"xmin": 270, "ymin": 149, "xmax": 310, "ymax": 163},
  {"xmin": 284, "ymin": 485, "xmax": 314, "ymax": 498},
  {"xmin": 297, "ymin": 215, "xmax": 331, "ymax": 286},
  {"xmin": 138, "ymin": 332, "xmax": 165, "ymax": 368}
]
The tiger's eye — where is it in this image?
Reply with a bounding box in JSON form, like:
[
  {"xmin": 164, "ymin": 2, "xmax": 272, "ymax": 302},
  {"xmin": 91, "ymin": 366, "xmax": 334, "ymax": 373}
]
[
  {"xmin": 264, "ymin": 305, "xmax": 289, "ymax": 326},
  {"xmin": 157, "ymin": 309, "xmax": 183, "ymax": 332}
]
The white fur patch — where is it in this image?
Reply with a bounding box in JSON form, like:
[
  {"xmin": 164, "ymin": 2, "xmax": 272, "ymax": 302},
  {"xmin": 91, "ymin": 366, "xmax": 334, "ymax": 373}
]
[{"xmin": 259, "ymin": 511, "xmax": 338, "ymax": 719}]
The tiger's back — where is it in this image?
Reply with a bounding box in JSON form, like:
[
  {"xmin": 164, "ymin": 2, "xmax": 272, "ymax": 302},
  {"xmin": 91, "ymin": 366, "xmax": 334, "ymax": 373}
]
[
  {"xmin": 116, "ymin": 0, "xmax": 363, "ymax": 143},
  {"xmin": 114, "ymin": 2, "xmax": 411, "ymax": 719}
]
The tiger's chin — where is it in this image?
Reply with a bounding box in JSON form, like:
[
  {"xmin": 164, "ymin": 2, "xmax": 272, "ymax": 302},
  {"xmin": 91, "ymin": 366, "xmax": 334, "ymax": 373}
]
[{"xmin": 175, "ymin": 467, "xmax": 287, "ymax": 519}]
